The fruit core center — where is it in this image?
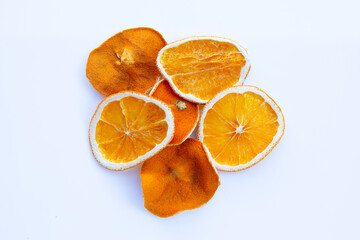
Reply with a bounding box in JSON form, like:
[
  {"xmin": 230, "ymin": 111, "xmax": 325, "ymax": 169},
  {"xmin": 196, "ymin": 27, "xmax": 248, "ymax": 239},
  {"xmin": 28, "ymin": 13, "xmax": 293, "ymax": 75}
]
[
  {"xmin": 125, "ymin": 131, "xmax": 130, "ymax": 135},
  {"xmin": 116, "ymin": 49, "xmax": 134, "ymax": 65},
  {"xmin": 175, "ymin": 100, "xmax": 187, "ymax": 111},
  {"xmin": 170, "ymin": 169, "xmax": 179, "ymax": 178},
  {"xmin": 235, "ymin": 125, "xmax": 244, "ymax": 134}
]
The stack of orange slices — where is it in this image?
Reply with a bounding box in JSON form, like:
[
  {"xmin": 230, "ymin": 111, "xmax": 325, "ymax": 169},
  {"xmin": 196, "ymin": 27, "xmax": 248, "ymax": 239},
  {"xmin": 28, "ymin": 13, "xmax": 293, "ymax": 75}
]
[{"xmin": 87, "ymin": 28, "xmax": 285, "ymax": 217}]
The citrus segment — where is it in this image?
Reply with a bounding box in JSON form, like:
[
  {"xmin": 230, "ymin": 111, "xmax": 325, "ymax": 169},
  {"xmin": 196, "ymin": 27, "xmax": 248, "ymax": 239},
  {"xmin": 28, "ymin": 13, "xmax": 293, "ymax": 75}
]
[
  {"xmin": 198, "ymin": 86, "xmax": 285, "ymax": 171},
  {"xmin": 87, "ymin": 28, "xmax": 166, "ymax": 96},
  {"xmin": 100, "ymin": 101, "xmax": 127, "ymax": 130},
  {"xmin": 120, "ymin": 96, "xmax": 146, "ymax": 125},
  {"xmin": 150, "ymin": 80, "xmax": 199, "ymax": 145},
  {"xmin": 157, "ymin": 37, "xmax": 251, "ymax": 103},
  {"xmin": 95, "ymin": 120, "xmax": 123, "ymax": 144},
  {"xmin": 141, "ymin": 139, "xmax": 219, "ymax": 217},
  {"xmin": 89, "ymin": 92, "xmax": 174, "ymax": 170}
]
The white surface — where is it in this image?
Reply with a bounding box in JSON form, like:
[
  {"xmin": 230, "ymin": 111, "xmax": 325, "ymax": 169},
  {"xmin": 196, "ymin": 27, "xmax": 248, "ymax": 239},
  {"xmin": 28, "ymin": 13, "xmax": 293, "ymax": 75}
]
[{"xmin": 0, "ymin": 0, "xmax": 359, "ymax": 239}]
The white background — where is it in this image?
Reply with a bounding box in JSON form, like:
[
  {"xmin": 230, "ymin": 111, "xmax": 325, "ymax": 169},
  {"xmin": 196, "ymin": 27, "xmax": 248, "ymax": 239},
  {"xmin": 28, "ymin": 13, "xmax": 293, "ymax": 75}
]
[{"xmin": 1, "ymin": 0, "xmax": 359, "ymax": 239}]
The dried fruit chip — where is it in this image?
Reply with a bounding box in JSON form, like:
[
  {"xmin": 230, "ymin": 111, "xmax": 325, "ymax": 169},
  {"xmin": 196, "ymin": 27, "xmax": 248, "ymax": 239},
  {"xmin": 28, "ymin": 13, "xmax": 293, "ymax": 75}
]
[
  {"xmin": 157, "ymin": 36, "xmax": 251, "ymax": 103},
  {"xmin": 87, "ymin": 28, "xmax": 167, "ymax": 96},
  {"xmin": 89, "ymin": 91, "xmax": 174, "ymax": 170},
  {"xmin": 141, "ymin": 138, "xmax": 219, "ymax": 217},
  {"xmin": 198, "ymin": 86, "xmax": 285, "ymax": 171},
  {"xmin": 150, "ymin": 79, "xmax": 199, "ymax": 145}
]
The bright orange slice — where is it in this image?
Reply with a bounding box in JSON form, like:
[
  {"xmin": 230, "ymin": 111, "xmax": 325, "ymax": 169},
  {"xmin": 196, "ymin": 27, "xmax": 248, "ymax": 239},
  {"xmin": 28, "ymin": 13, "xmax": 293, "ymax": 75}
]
[
  {"xmin": 89, "ymin": 92, "xmax": 174, "ymax": 170},
  {"xmin": 150, "ymin": 79, "xmax": 199, "ymax": 145},
  {"xmin": 198, "ymin": 86, "xmax": 285, "ymax": 171},
  {"xmin": 157, "ymin": 37, "xmax": 251, "ymax": 103},
  {"xmin": 87, "ymin": 27, "xmax": 166, "ymax": 96},
  {"xmin": 141, "ymin": 138, "xmax": 219, "ymax": 217}
]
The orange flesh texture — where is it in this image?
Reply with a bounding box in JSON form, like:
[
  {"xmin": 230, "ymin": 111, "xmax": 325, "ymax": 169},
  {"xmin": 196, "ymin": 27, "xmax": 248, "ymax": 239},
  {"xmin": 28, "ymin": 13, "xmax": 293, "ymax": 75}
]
[
  {"xmin": 203, "ymin": 92, "xmax": 279, "ymax": 166},
  {"xmin": 95, "ymin": 96, "xmax": 169, "ymax": 163},
  {"xmin": 87, "ymin": 28, "xmax": 166, "ymax": 96},
  {"xmin": 151, "ymin": 80, "xmax": 199, "ymax": 145},
  {"xmin": 160, "ymin": 39, "xmax": 246, "ymax": 101},
  {"xmin": 141, "ymin": 138, "xmax": 219, "ymax": 217}
]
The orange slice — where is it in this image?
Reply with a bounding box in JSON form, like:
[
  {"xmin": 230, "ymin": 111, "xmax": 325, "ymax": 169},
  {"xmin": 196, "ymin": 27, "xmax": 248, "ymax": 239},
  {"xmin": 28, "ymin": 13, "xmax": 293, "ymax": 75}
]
[
  {"xmin": 149, "ymin": 79, "xmax": 199, "ymax": 145},
  {"xmin": 157, "ymin": 37, "xmax": 251, "ymax": 103},
  {"xmin": 86, "ymin": 27, "xmax": 166, "ymax": 96},
  {"xmin": 141, "ymin": 138, "xmax": 219, "ymax": 217},
  {"xmin": 89, "ymin": 92, "xmax": 174, "ymax": 170},
  {"xmin": 198, "ymin": 86, "xmax": 285, "ymax": 171}
]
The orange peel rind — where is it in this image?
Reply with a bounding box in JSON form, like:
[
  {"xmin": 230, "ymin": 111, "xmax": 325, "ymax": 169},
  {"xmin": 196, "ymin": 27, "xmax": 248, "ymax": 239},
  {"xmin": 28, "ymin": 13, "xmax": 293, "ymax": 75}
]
[
  {"xmin": 87, "ymin": 27, "xmax": 167, "ymax": 96},
  {"xmin": 150, "ymin": 79, "xmax": 199, "ymax": 145},
  {"xmin": 141, "ymin": 138, "xmax": 219, "ymax": 217}
]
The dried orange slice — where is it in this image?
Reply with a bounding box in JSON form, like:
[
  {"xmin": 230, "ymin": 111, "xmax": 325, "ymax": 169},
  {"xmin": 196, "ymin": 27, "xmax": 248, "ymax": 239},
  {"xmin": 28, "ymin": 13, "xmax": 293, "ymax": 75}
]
[
  {"xmin": 141, "ymin": 138, "xmax": 219, "ymax": 217},
  {"xmin": 89, "ymin": 92, "xmax": 174, "ymax": 170},
  {"xmin": 157, "ymin": 37, "xmax": 251, "ymax": 103},
  {"xmin": 149, "ymin": 79, "xmax": 199, "ymax": 145},
  {"xmin": 86, "ymin": 27, "xmax": 166, "ymax": 96},
  {"xmin": 198, "ymin": 86, "xmax": 285, "ymax": 171}
]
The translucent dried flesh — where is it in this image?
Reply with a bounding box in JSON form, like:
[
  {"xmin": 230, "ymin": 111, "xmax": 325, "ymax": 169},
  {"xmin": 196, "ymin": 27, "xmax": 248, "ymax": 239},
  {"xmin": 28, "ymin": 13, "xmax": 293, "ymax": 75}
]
[
  {"xmin": 141, "ymin": 139, "xmax": 219, "ymax": 217},
  {"xmin": 87, "ymin": 28, "xmax": 166, "ymax": 96},
  {"xmin": 159, "ymin": 39, "xmax": 246, "ymax": 100},
  {"xmin": 95, "ymin": 96, "xmax": 168, "ymax": 163},
  {"xmin": 150, "ymin": 80, "xmax": 199, "ymax": 145},
  {"xmin": 203, "ymin": 92, "xmax": 279, "ymax": 166}
]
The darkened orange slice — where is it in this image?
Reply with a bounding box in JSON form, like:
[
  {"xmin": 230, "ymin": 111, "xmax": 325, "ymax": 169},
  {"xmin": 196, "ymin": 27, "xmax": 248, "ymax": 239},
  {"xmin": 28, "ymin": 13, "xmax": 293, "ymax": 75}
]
[
  {"xmin": 87, "ymin": 28, "xmax": 166, "ymax": 96},
  {"xmin": 141, "ymin": 138, "xmax": 219, "ymax": 217}
]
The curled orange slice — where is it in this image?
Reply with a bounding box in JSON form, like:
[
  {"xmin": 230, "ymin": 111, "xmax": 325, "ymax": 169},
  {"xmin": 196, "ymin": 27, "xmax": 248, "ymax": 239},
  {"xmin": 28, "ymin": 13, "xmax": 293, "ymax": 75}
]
[{"xmin": 150, "ymin": 79, "xmax": 199, "ymax": 145}]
